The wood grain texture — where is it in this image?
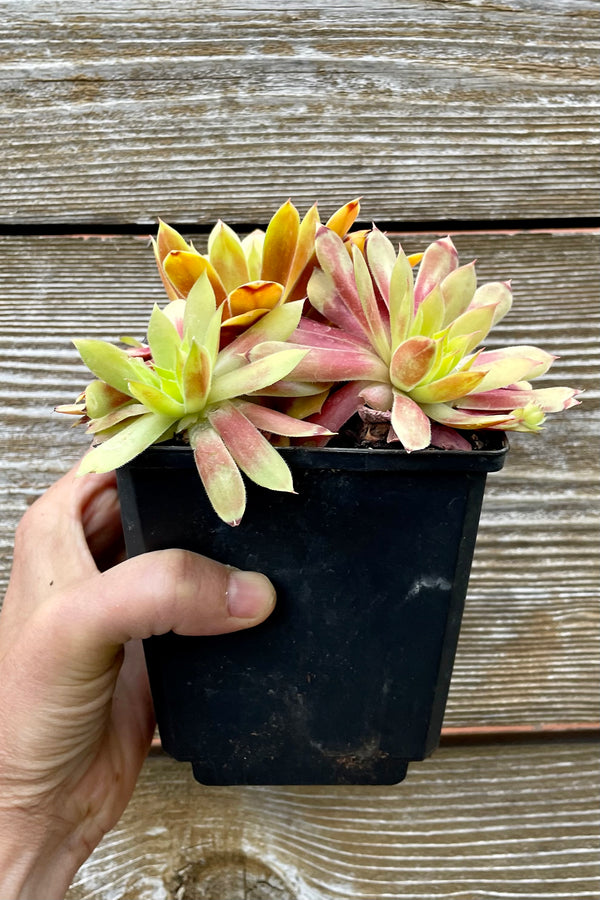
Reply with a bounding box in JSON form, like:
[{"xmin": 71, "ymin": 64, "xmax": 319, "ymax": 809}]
[
  {"xmin": 1, "ymin": 228, "xmax": 598, "ymax": 728},
  {"xmin": 64, "ymin": 741, "xmax": 600, "ymax": 899},
  {"xmin": 0, "ymin": 0, "xmax": 598, "ymax": 224}
]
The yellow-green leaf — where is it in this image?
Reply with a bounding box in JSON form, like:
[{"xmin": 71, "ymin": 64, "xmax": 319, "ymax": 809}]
[
  {"xmin": 127, "ymin": 381, "xmax": 185, "ymax": 417},
  {"xmin": 410, "ymin": 370, "xmax": 486, "ymax": 404},
  {"xmin": 447, "ymin": 303, "xmax": 497, "ymax": 353},
  {"xmin": 183, "ymin": 272, "xmax": 217, "ymax": 344},
  {"xmin": 210, "ymin": 349, "xmax": 308, "ymax": 404},
  {"xmin": 74, "ymin": 339, "xmax": 149, "ymax": 395},
  {"xmin": 283, "ymin": 203, "xmax": 321, "ymax": 301},
  {"xmin": 388, "ymin": 250, "xmax": 414, "ymax": 349},
  {"xmin": 440, "ymin": 262, "xmax": 477, "ymax": 327},
  {"xmin": 208, "ymin": 221, "xmax": 249, "ymax": 293},
  {"xmin": 241, "ymin": 230, "xmax": 265, "ymax": 281},
  {"xmin": 147, "ymin": 304, "xmax": 182, "ymax": 371},
  {"xmin": 215, "ymin": 300, "xmax": 305, "ymax": 377},
  {"xmin": 85, "ymin": 380, "xmax": 132, "ymax": 419},
  {"xmin": 182, "ymin": 340, "xmax": 212, "ymax": 414},
  {"xmin": 410, "ymin": 284, "xmax": 445, "ymax": 338},
  {"xmin": 78, "ymin": 412, "xmax": 176, "ymax": 474}
]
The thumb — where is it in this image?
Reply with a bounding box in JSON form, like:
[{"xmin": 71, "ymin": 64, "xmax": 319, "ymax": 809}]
[{"xmin": 41, "ymin": 549, "xmax": 276, "ymax": 674}]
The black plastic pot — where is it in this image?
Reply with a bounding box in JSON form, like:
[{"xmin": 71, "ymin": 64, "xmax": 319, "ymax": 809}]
[{"xmin": 117, "ymin": 433, "xmax": 508, "ymax": 786}]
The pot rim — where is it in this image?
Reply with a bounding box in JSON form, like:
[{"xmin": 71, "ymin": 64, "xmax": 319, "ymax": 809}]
[{"xmin": 122, "ymin": 431, "xmax": 509, "ymax": 474}]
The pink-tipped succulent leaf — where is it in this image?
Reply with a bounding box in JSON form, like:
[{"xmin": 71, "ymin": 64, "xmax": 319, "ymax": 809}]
[
  {"xmin": 70, "ymin": 274, "xmax": 333, "ymax": 524},
  {"xmin": 60, "ymin": 201, "xmax": 581, "ymax": 523},
  {"xmin": 303, "ymin": 229, "xmax": 580, "ymax": 450}
]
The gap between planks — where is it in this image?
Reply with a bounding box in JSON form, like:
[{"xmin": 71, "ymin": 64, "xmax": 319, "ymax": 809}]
[
  {"xmin": 149, "ymin": 722, "xmax": 600, "ymax": 756},
  {"xmin": 0, "ymin": 219, "xmax": 599, "ymax": 238}
]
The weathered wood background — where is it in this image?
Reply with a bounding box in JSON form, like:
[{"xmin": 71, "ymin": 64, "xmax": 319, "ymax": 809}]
[{"xmin": 1, "ymin": 1, "xmax": 598, "ymax": 897}]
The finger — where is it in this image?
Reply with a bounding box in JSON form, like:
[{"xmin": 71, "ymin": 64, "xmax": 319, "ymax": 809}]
[
  {"xmin": 16, "ymin": 468, "xmax": 117, "ymax": 578},
  {"xmin": 30, "ymin": 464, "xmax": 116, "ymax": 529},
  {"xmin": 39, "ymin": 549, "xmax": 276, "ymax": 676},
  {"xmin": 7, "ymin": 470, "xmax": 120, "ymax": 619},
  {"xmin": 111, "ymin": 639, "xmax": 155, "ymax": 756},
  {"xmin": 81, "ymin": 479, "xmax": 125, "ymax": 571}
]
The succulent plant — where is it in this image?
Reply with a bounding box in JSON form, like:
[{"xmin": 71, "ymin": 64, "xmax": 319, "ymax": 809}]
[
  {"xmin": 59, "ymin": 202, "xmax": 580, "ymax": 524},
  {"xmin": 58, "ymin": 279, "xmax": 332, "ymax": 525},
  {"xmin": 153, "ymin": 198, "xmax": 361, "ymax": 333},
  {"xmin": 259, "ymin": 227, "xmax": 580, "ymax": 451}
]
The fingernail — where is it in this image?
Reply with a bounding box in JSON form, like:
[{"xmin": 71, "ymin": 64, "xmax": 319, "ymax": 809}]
[{"xmin": 227, "ymin": 570, "xmax": 276, "ymax": 620}]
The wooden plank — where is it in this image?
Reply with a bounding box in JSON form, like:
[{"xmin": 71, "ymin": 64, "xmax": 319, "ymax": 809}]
[
  {"xmin": 0, "ymin": 229, "xmax": 598, "ymax": 728},
  {"xmin": 65, "ymin": 740, "xmax": 600, "ymax": 899},
  {"xmin": 1, "ymin": 0, "xmax": 598, "ymax": 224}
]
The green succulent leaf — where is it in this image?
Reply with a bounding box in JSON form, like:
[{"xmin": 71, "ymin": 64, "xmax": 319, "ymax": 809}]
[
  {"xmin": 250, "ymin": 379, "xmax": 333, "ymax": 398},
  {"xmin": 182, "ymin": 339, "xmax": 212, "ymax": 413},
  {"xmin": 159, "ymin": 375, "xmax": 185, "ymax": 404},
  {"xmin": 209, "ymin": 348, "xmax": 309, "ymax": 404},
  {"xmin": 409, "ymin": 370, "xmax": 486, "ymax": 404},
  {"xmin": 388, "ymin": 251, "xmax": 414, "ymax": 349},
  {"xmin": 118, "ymin": 335, "xmax": 145, "ymax": 348},
  {"xmin": 215, "ymin": 299, "xmax": 305, "ymax": 377},
  {"xmin": 127, "ymin": 380, "xmax": 185, "ymax": 417},
  {"xmin": 147, "ymin": 304, "xmax": 182, "ymax": 371},
  {"xmin": 85, "ymin": 402, "xmax": 149, "ymax": 434},
  {"xmin": 447, "ymin": 303, "xmax": 497, "ymax": 353},
  {"xmin": 73, "ymin": 339, "xmax": 154, "ymax": 395},
  {"xmin": 365, "ymin": 228, "xmax": 397, "ymax": 305},
  {"xmin": 183, "ymin": 272, "xmax": 218, "ymax": 344},
  {"xmin": 468, "ymin": 281, "xmax": 513, "ymax": 326},
  {"xmin": 440, "ymin": 262, "xmax": 477, "ymax": 327},
  {"xmin": 78, "ymin": 412, "xmax": 176, "ymax": 474},
  {"xmin": 84, "ymin": 380, "xmax": 132, "ymax": 419},
  {"xmin": 203, "ymin": 304, "xmax": 225, "ymax": 367},
  {"xmin": 410, "ymin": 285, "xmax": 445, "ymax": 339}
]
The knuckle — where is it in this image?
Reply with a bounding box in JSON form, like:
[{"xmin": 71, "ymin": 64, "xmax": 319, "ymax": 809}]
[
  {"xmin": 164, "ymin": 549, "xmax": 196, "ymax": 600},
  {"xmin": 161, "ymin": 549, "xmax": 226, "ymax": 613}
]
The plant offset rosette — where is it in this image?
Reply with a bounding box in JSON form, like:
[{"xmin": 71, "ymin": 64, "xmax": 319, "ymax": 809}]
[
  {"xmin": 153, "ymin": 198, "xmax": 361, "ymax": 332},
  {"xmin": 272, "ymin": 227, "xmax": 580, "ymax": 450},
  {"xmin": 61, "ymin": 280, "xmax": 332, "ymax": 525}
]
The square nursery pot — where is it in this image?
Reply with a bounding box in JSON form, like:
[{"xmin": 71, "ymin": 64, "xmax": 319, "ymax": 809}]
[{"xmin": 117, "ymin": 433, "xmax": 508, "ymax": 786}]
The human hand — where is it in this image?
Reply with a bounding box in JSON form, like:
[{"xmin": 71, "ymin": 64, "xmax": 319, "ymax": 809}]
[{"xmin": 0, "ymin": 465, "xmax": 275, "ymax": 899}]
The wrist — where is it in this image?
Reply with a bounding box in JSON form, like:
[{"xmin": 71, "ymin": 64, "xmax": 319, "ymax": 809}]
[{"xmin": 0, "ymin": 817, "xmax": 80, "ymax": 900}]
